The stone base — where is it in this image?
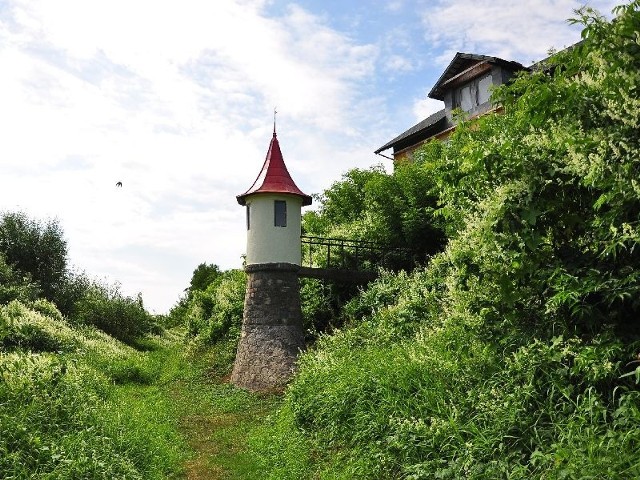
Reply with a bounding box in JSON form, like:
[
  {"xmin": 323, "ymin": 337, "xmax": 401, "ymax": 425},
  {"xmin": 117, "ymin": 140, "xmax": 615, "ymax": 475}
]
[
  {"xmin": 230, "ymin": 263, "xmax": 305, "ymax": 392},
  {"xmin": 231, "ymin": 324, "xmax": 305, "ymax": 391}
]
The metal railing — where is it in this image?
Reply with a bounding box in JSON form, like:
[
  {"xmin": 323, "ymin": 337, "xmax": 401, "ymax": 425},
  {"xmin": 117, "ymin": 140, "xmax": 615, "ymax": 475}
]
[{"xmin": 301, "ymin": 235, "xmax": 385, "ymax": 271}]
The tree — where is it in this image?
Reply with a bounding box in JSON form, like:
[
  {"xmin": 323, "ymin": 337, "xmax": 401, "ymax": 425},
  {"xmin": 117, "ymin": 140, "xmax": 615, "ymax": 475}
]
[
  {"xmin": 0, "ymin": 211, "xmax": 68, "ymax": 302},
  {"xmin": 303, "ymin": 163, "xmax": 447, "ymax": 270},
  {"xmin": 0, "ymin": 252, "xmax": 39, "ymax": 304},
  {"xmin": 188, "ymin": 262, "xmax": 222, "ymax": 293}
]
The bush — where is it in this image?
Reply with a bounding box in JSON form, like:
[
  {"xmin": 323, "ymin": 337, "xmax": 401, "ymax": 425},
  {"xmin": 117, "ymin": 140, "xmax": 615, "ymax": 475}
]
[
  {"xmin": 0, "ymin": 301, "xmax": 77, "ymax": 353},
  {"xmin": 71, "ymin": 281, "xmax": 157, "ymax": 344},
  {"xmin": 0, "ymin": 299, "xmax": 185, "ymax": 478},
  {"xmin": 0, "ymin": 350, "xmax": 182, "ymax": 479},
  {"xmin": 184, "ymin": 269, "xmax": 245, "ymax": 345},
  {"xmin": 0, "ymin": 253, "xmax": 39, "ymax": 305},
  {"xmin": 52, "ymin": 269, "xmax": 92, "ymax": 319},
  {"xmin": 0, "ymin": 211, "xmax": 67, "ymax": 302},
  {"xmin": 302, "ymin": 164, "xmax": 447, "ymax": 271},
  {"xmin": 300, "ymin": 278, "xmax": 362, "ymax": 340}
]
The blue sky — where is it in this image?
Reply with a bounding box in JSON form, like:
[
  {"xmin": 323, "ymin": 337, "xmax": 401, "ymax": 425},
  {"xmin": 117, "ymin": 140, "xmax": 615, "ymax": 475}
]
[{"xmin": 0, "ymin": 0, "xmax": 619, "ymax": 313}]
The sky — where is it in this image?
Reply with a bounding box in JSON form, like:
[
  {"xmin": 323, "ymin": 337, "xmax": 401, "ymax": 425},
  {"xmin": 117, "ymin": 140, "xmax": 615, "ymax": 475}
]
[{"xmin": 0, "ymin": 0, "xmax": 620, "ymax": 314}]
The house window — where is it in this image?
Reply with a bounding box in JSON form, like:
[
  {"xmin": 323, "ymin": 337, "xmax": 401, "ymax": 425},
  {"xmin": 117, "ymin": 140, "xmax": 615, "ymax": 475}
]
[
  {"xmin": 274, "ymin": 200, "xmax": 287, "ymax": 227},
  {"xmin": 459, "ymin": 82, "xmax": 477, "ymax": 111},
  {"xmin": 477, "ymin": 74, "xmax": 493, "ymax": 104},
  {"xmin": 246, "ymin": 204, "xmax": 250, "ymax": 230},
  {"xmin": 454, "ymin": 73, "xmax": 493, "ymax": 112}
]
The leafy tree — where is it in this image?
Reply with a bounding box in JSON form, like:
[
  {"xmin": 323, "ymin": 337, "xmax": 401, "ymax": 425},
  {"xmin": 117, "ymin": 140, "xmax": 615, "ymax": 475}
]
[
  {"xmin": 304, "ymin": 163, "xmax": 446, "ymax": 271},
  {"xmin": 184, "ymin": 268, "xmax": 245, "ymax": 344},
  {"xmin": 0, "ymin": 253, "xmax": 39, "ymax": 304},
  {"xmin": 71, "ymin": 279, "xmax": 156, "ymax": 343},
  {"xmin": 52, "ymin": 269, "xmax": 93, "ymax": 319},
  {"xmin": 163, "ymin": 262, "xmax": 223, "ymax": 328},
  {"xmin": 0, "ymin": 211, "xmax": 67, "ymax": 302},
  {"xmin": 188, "ymin": 262, "xmax": 221, "ymax": 293}
]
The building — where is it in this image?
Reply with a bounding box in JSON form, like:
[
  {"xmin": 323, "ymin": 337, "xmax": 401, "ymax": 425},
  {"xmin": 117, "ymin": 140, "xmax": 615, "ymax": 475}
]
[
  {"xmin": 232, "ymin": 127, "xmax": 310, "ymax": 392},
  {"xmin": 375, "ymin": 52, "xmax": 529, "ymax": 164}
]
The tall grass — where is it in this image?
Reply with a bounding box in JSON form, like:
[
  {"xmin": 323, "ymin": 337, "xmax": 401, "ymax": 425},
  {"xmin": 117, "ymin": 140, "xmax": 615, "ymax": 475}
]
[
  {"xmin": 252, "ymin": 280, "xmax": 640, "ymax": 478},
  {"xmin": 0, "ymin": 301, "xmax": 187, "ymax": 479}
]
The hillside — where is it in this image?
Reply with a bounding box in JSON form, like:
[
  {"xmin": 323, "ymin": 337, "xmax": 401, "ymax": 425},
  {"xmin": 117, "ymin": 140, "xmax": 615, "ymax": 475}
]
[{"xmin": 246, "ymin": 3, "xmax": 640, "ymax": 478}]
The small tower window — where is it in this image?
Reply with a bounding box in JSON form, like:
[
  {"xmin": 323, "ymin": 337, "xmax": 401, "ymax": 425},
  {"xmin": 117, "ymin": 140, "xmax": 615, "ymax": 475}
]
[
  {"xmin": 274, "ymin": 200, "xmax": 287, "ymax": 227},
  {"xmin": 246, "ymin": 204, "xmax": 250, "ymax": 230}
]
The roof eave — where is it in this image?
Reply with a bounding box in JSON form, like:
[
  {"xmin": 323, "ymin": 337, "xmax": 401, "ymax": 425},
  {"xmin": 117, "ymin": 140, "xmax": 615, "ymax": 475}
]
[
  {"xmin": 375, "ymin": 109, "xmax": 447, "ymax": 154},
  {"xmin": 236, "ymin": 191, "xmax": 312, "ymax": 206}
]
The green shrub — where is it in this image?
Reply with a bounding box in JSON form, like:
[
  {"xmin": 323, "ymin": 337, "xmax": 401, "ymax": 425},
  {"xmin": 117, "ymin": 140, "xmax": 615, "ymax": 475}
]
[
  {"xmin": 0, "ymin": 353, "xmax": 133, "ymax": 478},
  {"xmin": 183, "ymin": 268, "xmax": 246, "ymax": 345},
  {"xmin": 52, "ymin": 269, "xmax": 92, "ymax": 319},
  {"xmin": 302, "ymin": 163, "xmax": 446, "ymax": 271},
  {"xmin": 0, "ymin": 211, "xmax": 67, "ymax": 302},
  {"xmin": 300, "ymin": 278, "xmax": 362, "ymax": 340},
  {"xmin": 71, "ymin": 281, "xmax": 157, "ymax": 344},
  {"xmin": 0, "ymin": 301, "xmax": 78, "ymax": 352},
  {"xmin": 0, "ymin": 350, "xmax": 183, "ymax": 479},
  {"xmin": 0, "ymin": 253, "xmax": 39, "ymax": 305},
  {"xmin": 29, "ymin": 298, "xmax": 64, "ymax": 323}
]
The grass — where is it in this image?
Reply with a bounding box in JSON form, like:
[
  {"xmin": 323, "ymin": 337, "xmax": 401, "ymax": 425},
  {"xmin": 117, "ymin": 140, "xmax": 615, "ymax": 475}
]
[
  {"xmin": 0, "ymin": 302, "xmax": 281, "ymax": 479},
  {"xmin": 164, "ymin": 340, "xmax": 282, "ymax": 480},
  {"xmin": 105, "ymin": 332, "xmax": 282, "ymax": 480}
]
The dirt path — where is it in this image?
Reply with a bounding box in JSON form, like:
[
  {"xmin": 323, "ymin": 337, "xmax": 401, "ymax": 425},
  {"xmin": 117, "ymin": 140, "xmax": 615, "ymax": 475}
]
[{"xmin": 163, "ymin": 348, "xmax": 281, "ymax": 479}]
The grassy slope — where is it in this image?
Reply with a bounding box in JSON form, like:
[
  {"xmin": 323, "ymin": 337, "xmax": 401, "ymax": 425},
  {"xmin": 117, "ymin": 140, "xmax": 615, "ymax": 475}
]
[
  {"xmin": 247, "ymin": 3, "xmax": 640, "ymax": 477},
  {"xmin": 0, "ymin": 302, "xmax": 280, "ymax": 479}
]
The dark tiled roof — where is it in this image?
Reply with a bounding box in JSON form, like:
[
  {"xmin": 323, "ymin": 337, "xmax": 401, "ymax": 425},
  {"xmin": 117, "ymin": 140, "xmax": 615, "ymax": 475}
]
[
  {"xmin": 374, "ymin": 109, "xmax": 447, "ymax": 154},
  {"xmin": 375, "ymin": 52, "xmax": 527, "ymax": 155},
  {"xmin": 378, "ymin": 43, "xmax": 585, "ymax": 156},
  {"xmin": 429, "ymin": 52, "xmax": 525, "ymax": 100}
]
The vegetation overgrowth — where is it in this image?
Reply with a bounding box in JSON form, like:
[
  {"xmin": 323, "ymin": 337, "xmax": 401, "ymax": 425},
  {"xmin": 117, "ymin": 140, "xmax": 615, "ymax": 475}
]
[
  {"xmin": 0, "ymin": 210, "xmax": 186, "ymax": 478},
  {"xmin": 0, "ymin": 213, "xmax": 273, "ymax": 478},
  {"xmin": 0, "ymin": 301, "xmax": 186, "ymax": 478},
  {"xmin": 3, "ymin": 2, "xmax": 639, "ymax": 479},
  {"xmin": 248, "ymin": 3, "xmax": 640, "ymax": 478}
]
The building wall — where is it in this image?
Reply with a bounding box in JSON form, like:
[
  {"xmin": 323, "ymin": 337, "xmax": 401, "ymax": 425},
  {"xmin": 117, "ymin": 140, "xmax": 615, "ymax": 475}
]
[
  {"xmin": 392, "ymin": 105, "xmax": 504, "ymax": 166},
  {"xmin": 245, "ymin": 193, "xmax": 303, "ymax": 265},
  {"xmin": 231, "ymin": 263, "xmax": 305, "ymax": 391},
  {"xmin": 392, "ymin": 129, "xmax": 455, "ymax": 165}
]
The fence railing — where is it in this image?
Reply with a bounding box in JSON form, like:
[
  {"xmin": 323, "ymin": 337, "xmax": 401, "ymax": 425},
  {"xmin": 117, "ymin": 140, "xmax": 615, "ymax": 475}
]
[{"xmin": 301, "ymin": 235, "xmax": 387, "ymax": 271}]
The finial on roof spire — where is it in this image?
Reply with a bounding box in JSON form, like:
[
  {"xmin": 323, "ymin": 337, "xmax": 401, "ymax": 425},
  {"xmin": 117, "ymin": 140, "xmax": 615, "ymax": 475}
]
[{"xmin": 273, "ymin": 107, "xmax": 277, "ymax": 137}]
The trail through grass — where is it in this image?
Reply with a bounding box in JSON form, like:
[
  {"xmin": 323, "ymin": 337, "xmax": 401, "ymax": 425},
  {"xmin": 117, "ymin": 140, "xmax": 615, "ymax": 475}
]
[{"xmin": 115, "ymin": 335, "xmax": 281, "ymax": 479}]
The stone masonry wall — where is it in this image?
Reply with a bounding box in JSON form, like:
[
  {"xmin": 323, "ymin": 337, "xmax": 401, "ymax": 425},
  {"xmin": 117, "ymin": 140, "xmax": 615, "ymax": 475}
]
[{"xmin": 230, "ymin": 263, "xmax": 305, "ymax": 391}]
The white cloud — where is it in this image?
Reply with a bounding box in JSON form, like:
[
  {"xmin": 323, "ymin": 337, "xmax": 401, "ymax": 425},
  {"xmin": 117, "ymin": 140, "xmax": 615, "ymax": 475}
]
[
  {"xmin": 420, "ymin": 0, "xmax": 620, "ymax": 66},
  {"xmin": 385, "ymin": 54, "xmax": 415, "ymax": 73},
  {"xmin": 385, "ymin": 1, "xmax": 406, "ymax": 13},
  {"xmin": 413, "ymin": 96, "xmax": 443, "ymax": 119},
  {"xmin": 0, "ymin": 0, "xmax": 383, "ymax": 313},
  {"xmin": 2, "ymin": 0, "xmax": 618, "ymax": 313}
]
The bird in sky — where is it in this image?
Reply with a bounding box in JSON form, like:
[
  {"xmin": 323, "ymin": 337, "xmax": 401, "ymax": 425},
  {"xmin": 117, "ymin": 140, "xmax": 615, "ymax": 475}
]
[{"xmin": 116, "ymin": 181, "xmax": 122, "ymax": 187}]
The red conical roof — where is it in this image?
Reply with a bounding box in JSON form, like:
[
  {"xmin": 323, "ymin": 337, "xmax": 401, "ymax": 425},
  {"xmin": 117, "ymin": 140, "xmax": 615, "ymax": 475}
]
[{"xmin": 237, "ymin": 130, "xmax": 312, "ymax": 206}]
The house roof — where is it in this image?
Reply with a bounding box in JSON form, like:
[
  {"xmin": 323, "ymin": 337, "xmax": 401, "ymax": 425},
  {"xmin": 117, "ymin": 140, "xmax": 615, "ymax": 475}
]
[
  {"xmin": 237, "ymin": 130, "xmax": 312, "ymax": 206},
  {"xmin": 429, "ymin": 52, "xmax": 525, "ymax": 100},
  {"xmin": 375, "ymin": 52, "xmax": 526, "ymax": 155},
  {"xmin": 374, "ymin": 109, "xmax": 448, "ymax": 154}
]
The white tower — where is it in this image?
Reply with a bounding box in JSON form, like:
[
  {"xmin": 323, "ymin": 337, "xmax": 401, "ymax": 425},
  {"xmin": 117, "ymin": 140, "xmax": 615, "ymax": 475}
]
[
  {"xmin": 236, "ymin": 128, "xmax": 312, "ymax": 265},
  {"xmin": 231, "ymin": 127, "xmax": 312, "ymax": 392}
]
